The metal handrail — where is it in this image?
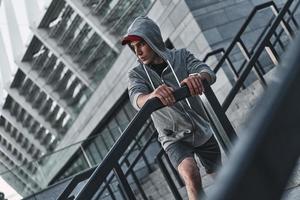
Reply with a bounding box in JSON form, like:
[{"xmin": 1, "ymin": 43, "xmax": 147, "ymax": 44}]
[
  {"xmin": 203, "ymin": 2, "xmax": 279, "ymax": 89},
  {"xmin": 71, "ymin": 85, "xmax": 191, "ymax": 200},
  {"xmin": 207, "ymin": 1, "xmax": 297, "ymax": 89},
  {"xmin": 203, "ymin": 0, "xmax": 299, "ymax": 113},
  {"xmin": 203, "ymin": 48, "xmax": 225, "ymax": 63},
  {"xmin": 236, "ymin": 15, "xmax": 275, "ymax": 75},
  {"xmin": 156, "ymin": 150, "xmax": 182, "ymax": 200},
  {"xmin": 203, "ymin": 48, "xmax": 246, "ymax": 89},
  {"xmin": 208, "ymin": 32, "xmax": 300, "ymax": 200},
  {"xmin": 94, "ymin": 129, "xmax": 157, "ymax": 199},
  {"xmin": 222, "ymin": 0, "xmax": 297, "ymax": 111},
  {"xmin": 270, "ymin": 0, "xmax": 300, "ymax": 52},
  {"xmin": 57, "ymin": 120, "xmax": 155, "ymax": 200},
  {"xmin": 54, "ymin": 86, "xmax": 190, "ymax": 200},
  {"xmin": 213, "ymin": 1, "xmax": 277, "ymax": 73},
  {"xmin": 55, "ymin": 80, "xmax": 236, "ymax": 200}
]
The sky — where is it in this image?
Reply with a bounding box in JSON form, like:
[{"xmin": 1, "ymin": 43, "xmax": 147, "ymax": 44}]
[
  {"xmin": 0, "ymin": 1, "xmax": 51, "ymax": 199},
  {"xmin": 0, "ymin": 177, "xmax": 22, "ymax": 200}
]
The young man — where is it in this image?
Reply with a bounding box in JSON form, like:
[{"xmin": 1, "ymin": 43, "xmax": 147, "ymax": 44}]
[{"xmin": 122, "ymin": 16, "xmax": 221, "ymax": 200}]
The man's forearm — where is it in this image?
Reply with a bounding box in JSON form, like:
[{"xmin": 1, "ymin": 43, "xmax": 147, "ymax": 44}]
[
  {"xmin": 136, "ymin": 84, "xmax": 176, "ymax": 108},
  {"xmin": 136, "ymin": 93, "xmax": 151, "ymax": 108},
  {"xmin": 199, "ymin": 72, "xmax": 212, "ymax": 83}
]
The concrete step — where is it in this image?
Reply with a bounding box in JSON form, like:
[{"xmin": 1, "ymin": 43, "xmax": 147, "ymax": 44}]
[
  {"xmin": 135, "ymin": 168, "xmax": 185, "ymax": 200},
  {"xmin": 282, "ymin": 185, "xmax": 300, "ymax": 200}
]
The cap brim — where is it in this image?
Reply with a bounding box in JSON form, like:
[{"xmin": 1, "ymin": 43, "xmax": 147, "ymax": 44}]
[
  {"xmin": 121, "ymin": 35, "xmax": 143, "ymax": 45},
  {"xmin": 121, "ymin": 38, "xmax": 131, "ymax": 45}
]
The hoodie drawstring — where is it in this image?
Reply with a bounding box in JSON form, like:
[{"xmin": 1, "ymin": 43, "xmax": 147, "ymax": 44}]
[
  {"xmin": 143, "ymin": 64, "xmax": 155, "ymax": 90},
  {"xmin": 143, "ymin": 60, "xmax": 197, "ymax": 145}
]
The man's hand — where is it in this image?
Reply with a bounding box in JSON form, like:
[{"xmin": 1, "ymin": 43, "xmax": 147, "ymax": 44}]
[
  {"xmin": 137, "ymin": 84, "xmax": 175, "ymax": 108},
  {"xmin": 180, "ymin": 73, "xmax": 205, "ymax": 96},
  {"xmin": 149, "ymin": 84, "xmax": 175, "ymax": 106}
]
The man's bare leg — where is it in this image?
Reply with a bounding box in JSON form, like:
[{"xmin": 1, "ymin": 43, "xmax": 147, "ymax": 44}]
[{"xmin": 178, "ymin": 157, "xmax": 205, "ymax": 200}]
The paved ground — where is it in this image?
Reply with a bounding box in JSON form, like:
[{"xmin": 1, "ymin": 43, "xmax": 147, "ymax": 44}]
[
  {"xmin": 283, "ymin": 186, "xmax": 300, "ymax": 200},
  {"xmin": 282, "ymin": 161, "xmax": 300, "ymax": 200}
]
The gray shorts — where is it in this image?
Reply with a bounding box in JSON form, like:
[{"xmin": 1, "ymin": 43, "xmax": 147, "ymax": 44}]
[{"xmin": 165, "ymin": 136, "xmax": 221, "ymax": 174}]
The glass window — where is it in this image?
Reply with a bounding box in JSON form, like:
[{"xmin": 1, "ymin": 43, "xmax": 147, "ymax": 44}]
[
  {"xmin": 123, "ymin": 100, "xmax": 136, "ymax": 119},
  {"xmin": 115, "ymin": 109, "xmax": 130, "ymax": 131},
  {"xmin": 101, "ymin": 128, "xmax": 115, "ymax": 148},
  {"xmin": 94, "ymin": 133, "xmax": 109, "ymax": 157},
  {"xmin": 107, "ymin": 119, "xmax": 120, "ymax": 141},
  {"xmin": 52, "ymin": 97, "xmax": 154, "ymax": 183},
  {"xmin": 85, "ymin": 142, "xmax": 102, "ymax": 165}
]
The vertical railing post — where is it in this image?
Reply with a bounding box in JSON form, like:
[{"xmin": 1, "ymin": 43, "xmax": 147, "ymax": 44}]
[
  {"xmin": 201, "ymin": 81, "xmax": 237, "ymax": 154},
  {"xmin": 237, "ymin": 39, "xmax": 267, "ymax": 87},
  {"xmin": 80, "ymin": 144, "xmax": 93, "ymax": 168},
  {"xmin": 124, "ymin": 159, "xmax": 149, "ymax": 200},
  {"xmin": 156, "ymin": 154, "xmax": 183, "ymax": 200},
  {"xmin": 163, "ymin": 151, "xmax": 185, "ymax": 187},
  {"xmin": 113, "ymin": 164, "xmax": 137, "ymax": 200}
]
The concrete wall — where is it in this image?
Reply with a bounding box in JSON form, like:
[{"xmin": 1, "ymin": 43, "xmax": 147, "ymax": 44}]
[{"xmin": 185, "ymin": 0, "xmax": 285, "ymax": 52}]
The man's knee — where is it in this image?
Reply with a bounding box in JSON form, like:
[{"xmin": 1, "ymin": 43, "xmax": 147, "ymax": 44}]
[{"xmin": 178, "ymin": 157, "xmax": 201, "ymax": 184}]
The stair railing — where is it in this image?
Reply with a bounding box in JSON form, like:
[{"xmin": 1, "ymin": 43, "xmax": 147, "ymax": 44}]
[
  {"xmin": 205, "ymin": 1, "xmax": 299, "ymax": 89},
  {"xmin": 222, "ymin": 0, "xmax": 298, "ymax": 111},
  {"xmin": 208, "ymin": 31, "xmax": 300, "ymax": 200},
  {"xmin": 55, "ymin": 80, "xmax": 236, "ymax": 200},
  {"xmin": 213, "ymin": 1, "xmax": 280, "ymax": 83},
  {"xmin": 203, "ymin": 0, "xmax": 299, "ymax": 112}
]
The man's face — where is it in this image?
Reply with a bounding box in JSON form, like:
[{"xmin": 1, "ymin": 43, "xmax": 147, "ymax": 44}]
[{"xmin": 130, "ymin": 40, "xmax": 158, "ymax": 65}]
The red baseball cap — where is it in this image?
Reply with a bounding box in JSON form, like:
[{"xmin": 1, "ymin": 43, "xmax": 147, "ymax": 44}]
[{"xmin": 121, "ymin": 35, "xmax": 143, "ymax": 45}]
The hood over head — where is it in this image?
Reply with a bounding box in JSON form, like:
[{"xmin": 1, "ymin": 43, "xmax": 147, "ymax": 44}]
[{"xmin": 121, "ymin": 16, "xmax": 169, "ymax": 61}]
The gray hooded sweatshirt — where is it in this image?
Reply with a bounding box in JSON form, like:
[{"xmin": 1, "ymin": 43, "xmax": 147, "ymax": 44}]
[{"xmin": 126, "ymin": 16, "xmax": 216, "ymax": 150}]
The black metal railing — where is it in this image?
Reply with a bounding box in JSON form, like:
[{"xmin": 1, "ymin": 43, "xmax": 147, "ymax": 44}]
[
  {"xmin": 204, "ymin": 0, "xmax": 299, "ymax": 111},
  {"xmin": 206, "ymin": 0, "xmax": 298, "ymax": 76},
  {"xmin": 57, "ymin": 120, "xmax": 157, "ymax": 200},
  {"xmin": 221, "ymin": 0, "xmax": 298, "ymax": 111},
  {"xmin": 208, "ymin": 31, "xmax": 300, "ymax": 200},
  {"xmin": 213, "ymin": 1, "xmax": 279, "ymax": 76},
  {"xmin": 54, "ymin": 80, "xmax": 236, "ymax": 200},
  {"xmin": 155, "ymin": 149, "xmax": 185, "ymax": 200},
  {"xmin": 92, "ymin": 127, "xmax": 157, "ymax": 200}
]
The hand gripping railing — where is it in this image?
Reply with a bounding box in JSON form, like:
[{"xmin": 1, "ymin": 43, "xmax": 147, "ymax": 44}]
[
  {"xmin": 74, "ymin": 85, "xmax": 191, "ymax": 200},
  {"xmin": 57, "ymin": 81, "xmax": 236, "ymax": 200},
  {"xmin": 56, "ymin": 85, "xmax": 190, "ymax": 200}
]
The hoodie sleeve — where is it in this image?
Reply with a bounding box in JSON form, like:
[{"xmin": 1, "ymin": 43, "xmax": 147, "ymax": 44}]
[
  {"xmin": 184, "ymin": 49, "xmax": 216, "ymax": 84},
  {"xmin": 128, "ymin": 69, "xmax": 151, "ymax": 110}
]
